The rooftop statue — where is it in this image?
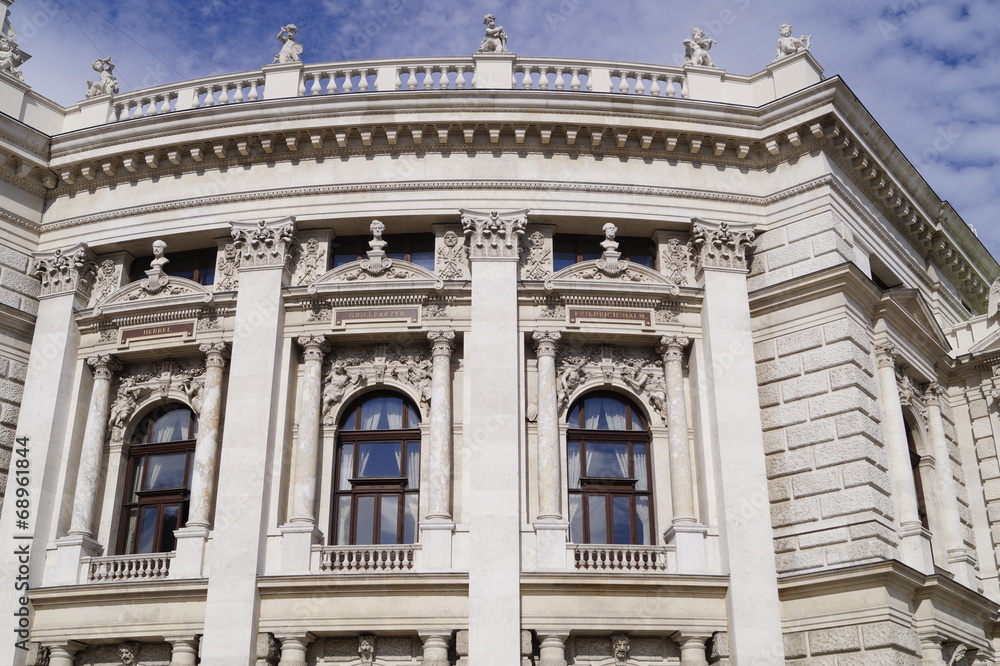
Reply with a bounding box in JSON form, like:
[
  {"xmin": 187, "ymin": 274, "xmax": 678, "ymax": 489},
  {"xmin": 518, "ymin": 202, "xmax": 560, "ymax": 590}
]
[
  {"xmin": 683, "ymin": 27, "xmax": 717, "ymax": 68},
  {"xmin": 478, "ymin": 13, "xmax": 509, "ymax": 53},
  {"xmin": 274, "ymin": 24, "xmax": 303, "ymax": 64},
  {"xmin": 85, "ymin": 57, "xmax": 119, "ymax": 98},
  {"xmin": 774, "ymin": 23, "xmax": 811, "ymax": 61},
  {"xmin": 0, "ymin": 6, "xmax": 28, "ymax": 81}
]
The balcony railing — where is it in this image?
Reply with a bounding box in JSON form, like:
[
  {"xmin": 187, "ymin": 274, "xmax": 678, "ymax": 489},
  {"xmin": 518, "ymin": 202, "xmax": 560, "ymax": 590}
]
[
  {"xmin": 84, "ymin": 552, "xmax": 174, "ymax": 582},
  {"xmin": 313, "ymin": 544, "xmax": 419, "ymax": 573},
  {"xmin": 572, "ymin": 544, "xmax": 671, "ymax": 572}
]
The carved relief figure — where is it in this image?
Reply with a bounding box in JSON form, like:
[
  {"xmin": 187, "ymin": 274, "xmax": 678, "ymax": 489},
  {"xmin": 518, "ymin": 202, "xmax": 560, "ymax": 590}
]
[
  {"xmin": 437, "ymin": 230, "xmax": 468, "ymax": 279},
  {"xmin": 774, "ymin": 23, "xmax": 810, "ymax": 61},
  {"xmin": 92, "ymin": 259, "xmax": 119, "ymax": 303},
  {"xmin": 85, "ymin": 57, "xmax": 119, "ymax": 98},
  {"xmin": 521, "ymin": 230, "xmax": 550, "ymax": 280},
  {"xmin": 684, "ymin": 27, "xmax": 717, "ymax": 67},
  {"xmin": 274, "ymin": 24, "xmax": 303, "ymax": 64},
  {"xmin": 180, "ymin": 376, "xmax": 203, "ymax": 415},
  {"xmin": 322, "ymin": 361, "xmax": 362, "ymax": 424},
  {"xmin": 0, "ymin": 35, "xmax": 26, "ymax": 81},
  {"xmin": 108, "ymin": 379, "xmax": 143, "ymax": 443},
  {"xmin": 216, "ymin": 243, "xmax": 240, "ymax": 291},
  {"xmin": 557, "ymin": 357, "xmax": 587, "ymax": 410},
  {"xmin": 660, "ymin": 237, "xmax": 689, "ymax": 294},
  {"xmin": 296, "ymin": 237, "xmax": 325, "ymax": 286},
  {"xmin": 358, "ymin": 635, "xmax": 377, "ymax": 665},
  {"xmin": 947, "ymin": 644, "xmax": 968, "ymax": 666},
  {"xmin": 478, "ymin": 14, "xmax": 509, "ymax": 53},
  {"xmin": 394, "ymin": 359, "xmax": 433, "ymax": 409}
]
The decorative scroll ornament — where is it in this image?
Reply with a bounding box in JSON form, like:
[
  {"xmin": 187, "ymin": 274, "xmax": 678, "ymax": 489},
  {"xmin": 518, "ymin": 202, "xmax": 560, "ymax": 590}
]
[
  {"xmin": 461, "ymin": 208, "xmax": 528, "ymax": 259},
  {"xmin": 32, "ymin": 246, "xmax": 97, "ymax": 297},
  {"xmin": 295, "ymin": 237, "xmax": 326, "ymax": 286},
  {"xmin": 521, "ymin": 230, "xmax": 551, "ymax": 280},
  {"xmin": 216, "ymin": 243, "xmax": 241, "ymax": 291},
  {"xmin": 231, "ymin": 217, "xmax": 298, "ymax": 269},
  {"xmin": 689, "ymin": 219, "xmax": 755, "ymax": 271},
  {"xmin": 774, "ymin": 23, "xmax": 811, "ymax": 61},
  {"xmin": 661, "ymin": 238, "xmax": 690, "ymax": 294},
  {"xmin": 611, "ymin": 634, "xmax": 631, "ymax": 666},
  {"xmin": 437, "ymin": 230, "xmax": 469, "ymax": 279},
  {"xmin": 358, "ymin": 635, "xmax": 377, "ymax": 666}
]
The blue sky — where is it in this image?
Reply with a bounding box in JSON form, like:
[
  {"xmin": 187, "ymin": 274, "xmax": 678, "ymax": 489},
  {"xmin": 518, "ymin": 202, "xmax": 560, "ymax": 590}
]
[{"xmin": 8, "ymin": 0, "xmax": 1000, "ymax": 262}]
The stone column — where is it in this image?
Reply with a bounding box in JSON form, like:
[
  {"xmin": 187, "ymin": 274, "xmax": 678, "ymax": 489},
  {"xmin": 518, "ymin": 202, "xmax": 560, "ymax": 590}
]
[
  {"xmin": 533, "ymin": 330, "xmax": 569, "ymax": 569},
  {"xmin": 421, "ymin": 330, "xmax": 457, "ymax": 570},
  {"xmin": 44, "ymin": 642, "xmax": 85, "ymax": 666},
  {"xmin": 168, "ymin": 637, "xmax": 199, "ymax": 666},
  {"xmin": 275, "ymin": 633, "xmax": 314, "ymax": 666},
  {"xmin": 0, "ymin": 245, "xmax": 93, "ymax": 665},
  {"xmin": 419, "ymin": 633, "xmax": 452, "ymax": 666},
  {"xmin": 462, "ymin": 208, "xmax": 527, "ymax": 665},
  {"xmin": 925, "ymin": 383, "xmax": 976, "ymax": 587},
  {"xmin": 172, "ymin": 342, "xmax": 229, "ymax": 579},
  {"xmin": 537, "ymin": 633, "xmax": 569, "ymax": 666},
  {"xmin": 280, "ymin": 335, "xmax": 328, "ymax": 573},
  {"xmin": 659, "ymin": 336, "xmax": 707, "ymax": 571},
  {"xmin": 674, "ymin": 634, "xmax": 710, "ymax": 666},
  {"xmin": 201, "ymin": 217, "xmax": 297, "ymax": 664},
  {"xmin": 690, "ymin": 219, "xmax": 783, "ymax": 663},
  {"xmin": 873, "ymin": 343, "xmax": 934, "ymax": 573}
]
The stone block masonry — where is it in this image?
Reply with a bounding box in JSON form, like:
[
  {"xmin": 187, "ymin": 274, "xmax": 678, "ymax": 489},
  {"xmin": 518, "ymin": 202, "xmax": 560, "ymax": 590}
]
[
  {"xmin": 0, "ymin": 356, "xmax": 28, "ymax": 515},
  {"xmin": 747, "ymin": 211, "xmax": 857, "ymax": 292},
  {"xmin": 757, "ymin": 316, "xmax": 899, "ymax": 574}
]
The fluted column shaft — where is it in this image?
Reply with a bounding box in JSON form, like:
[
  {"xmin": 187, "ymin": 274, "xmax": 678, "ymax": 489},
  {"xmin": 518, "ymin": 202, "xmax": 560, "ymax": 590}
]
[
  {"xmin": 426, "ymin": 331, "xmax": 456, "ymax": 519},
  {"xmin": 187, "ymin": 343, "xmax": 228, "ymax": 528},
  {"xmin": 534, "ymin": 331, "xmax": 562, "ymax": 520},
  {"xmin": 660, "ymin": 336, "xmax": 696, "ymax": 523},
  {"xmin": 290, "ymin": 336, "xmax": 328, "ymax": 523},
  {"xmin": 69, "ymin": 355, "xmax": 119, "ymax": 536}
]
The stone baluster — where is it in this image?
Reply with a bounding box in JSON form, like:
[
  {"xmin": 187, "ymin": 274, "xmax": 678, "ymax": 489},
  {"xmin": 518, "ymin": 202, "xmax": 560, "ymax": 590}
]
[
  {"xmin": 275, "ymin": 633, "xmax": 315, "ymax": 666},
  {"xmin": 168, "ymin": 636, "xmax": 199, "ymax": 666},
  {"xmin": 426, "ymin": 331, "xmax": 456, "ymax": 520},
  {"xmin": 925, "ymin": 383, "xmax": 976, "ymax": 587},
  {"xmin": 290, "ymin": 335, "xmax": 328, "ymax": 522},
  {"xmin": 873, "ymin": 344, "xmax": 933, "ymax": 573},
  {"xmin": 186, "ymin": 342, "xmax": 229, "ymax": 528},
  {"xmin": 533, "ymin": 330, "xmax": 562, "ymax": 521},
  {"xmin": 68, "ymin": 354, "xmax": 120, "ymax": 538},
  {"xmin": 538, "ymin": 633, "xmax": 569, "ymax": 666},
  {"xmin": 419, "ymin": 633, "xmax": 451, "ymax": 666}
]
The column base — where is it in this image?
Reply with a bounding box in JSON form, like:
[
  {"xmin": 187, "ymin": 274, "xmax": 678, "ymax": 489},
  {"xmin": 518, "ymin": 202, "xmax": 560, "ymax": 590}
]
[
  {"xmin": 171, "ymin": 526, "xmax": 210, "ymax": 579},
  {"xmin": 52, "ymin": 534, "xmax": 102, "ymax": 585},
  {"xmin": 279, "ymin": 523, "xmax": 322, "ymax": 574},
  {"xmin": 664, "ymin": 522, "xmax": 708, "ymax": 573},
  {"xmin": 419, "ymin": 521, "xmax": 455, "ymax": 571},
  {"xmin": 533, "ymin": 521, "xmax": 569, "ymax": 570},
  {"xmin": 899, "ymin": 522, "xmax": 935, "ymax": 574},
  {"xmin": 946, "ymin": 548, "xmax": 979, "ymax": 589}
]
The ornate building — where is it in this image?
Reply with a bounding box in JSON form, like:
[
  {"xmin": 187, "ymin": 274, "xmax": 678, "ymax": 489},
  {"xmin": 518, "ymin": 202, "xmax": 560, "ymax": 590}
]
[{"xmin": 2, "ymin": 6, "xmax": 1000, "ymax": 666}]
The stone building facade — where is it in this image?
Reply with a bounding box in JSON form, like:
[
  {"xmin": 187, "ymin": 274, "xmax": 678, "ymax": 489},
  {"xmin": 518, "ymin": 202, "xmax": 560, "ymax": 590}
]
[{"xmin": 2, "ymin": 11, "xmax": 1000, "ymax": 666}]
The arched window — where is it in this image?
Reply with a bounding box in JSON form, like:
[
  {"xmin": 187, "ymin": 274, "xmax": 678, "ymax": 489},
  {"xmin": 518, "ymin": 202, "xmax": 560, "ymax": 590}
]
[
  {"xmin": 118, "ymin": 404, "xmax": 198, "ymax": 554},
  {"xmin": 567, "ymin": 392, "xmax": 653, "ymax": 545},
  {"xmin": 904, "ymin": 415, "xmax": 930, "ymax": 531},
  {"xmin": 332, "ymin": 392, "xmax": 421, "ymax": 545}
]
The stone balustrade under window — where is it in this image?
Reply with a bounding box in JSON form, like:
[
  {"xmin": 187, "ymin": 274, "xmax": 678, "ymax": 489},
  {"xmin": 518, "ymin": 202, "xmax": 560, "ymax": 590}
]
[
  {"xmin": 572, "ymin": 544, "xmax": 674, "ymax": 572},
  {"xmin": 312, "ymin": 544, "xmax": 419, "ymax": 573},
  {"xmin": 83, "ymin": 552, "xmax": 174, "ymax": 582}
]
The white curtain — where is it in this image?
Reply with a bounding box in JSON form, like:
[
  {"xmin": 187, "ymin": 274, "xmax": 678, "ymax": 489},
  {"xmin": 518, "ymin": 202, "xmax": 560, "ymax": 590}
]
[
  {"xmin": 635, "ymin": 497, "xmax": 651, "ymax": 545},
  {"xmin": 568, "ymin": 496, "xmax": 582, "ymax": 543},
  {"xmin": 634, "ymin": 446, "xmax": 648, "ymax": 491},
  {"xmin": 387, "ymin": 404, "xmax": 402, "ymax": 429},
  {"xmin": 335, "ymin": 497, "xmax": 351, "ymax": 545},
  {"xmin": 361, "ymin": 406, "xmax": 382, "ymax": 430},
  {"xmin": 338, "ymin": 444, "xmax": 354, "ymax": 490},
  {"xmin": 394, "ymin": 447, "xmax": 402, "ymax": 476},
  {"xmin": 567, "ymin": 443, "xmax": 581, "ymax": 489},
  {"xmin": 606, "ymin": 402, "xmax": 627, "ymax": 430},
  {"xmin": 407, "ymin": 446, "xmax": 420, "ymax": 488},
  {"xmin": 615, "ymin": 448, "xmax": 629, "ymax": 477},
  {"xmin": 146, "ymin": 456, "xmax": 164, "ymax": 488},
  {"xmin": 356, "ymin": 447, "xmax": 371, "ymax": 477},
  {"xmin": 585, "ymin": 448, "xmax": 594, "ymax": 478}
]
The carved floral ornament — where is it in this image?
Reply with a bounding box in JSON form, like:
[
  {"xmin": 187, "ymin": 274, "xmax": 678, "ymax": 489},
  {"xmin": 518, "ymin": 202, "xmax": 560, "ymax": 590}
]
[
  {"xmin": 689, "ymin": 219, "xmax": 755, "ymax": 272},
  {"xmin": 230, "ymin": 217, "xmax": 298, "ymax": 269},
  {"xmin": 32, "ymin": 246, "xmax": 97, "ymax": 297},
  {"xmin": 461, "ymin": 208, "xmax": 527, "ymax": 259}
]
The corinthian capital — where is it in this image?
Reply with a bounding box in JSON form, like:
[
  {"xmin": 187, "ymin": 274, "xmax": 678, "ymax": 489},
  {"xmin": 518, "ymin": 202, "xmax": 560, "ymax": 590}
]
[
  {"xmin": 428, "ymin": 330, "xmax": 456, "ymax": 356},
  {"xmin": 532, "ymin": 330, "xmax": 561, "ymax": 356},
  {"xmin": 873, "ymin": 343, "xmax": 898, "ymax": 369},
  {"xmin": 230, "ymin": 216, "xmax": 298, "ymax": 270},
  {"xmin": 657, "ymin": 336, "xmax": 690, "ymax": 362},
  {"xmin": 87, "ymin": 354, "xmax": 121, "ymax": 380},
  {"xmin": 461, "ymin": 208, "xmax": 528, "ymax": 259},
  {"xmin": 200, "ymin": 342, "xmax": 230, "ymax": 368},
  {"xmin": 32, "ymin": 244, "xmax": 98, "ymax": 298},
  {"xmin": 297, "ymin": 335, "xmax": 329, "ymax": 362},
  {"xmin": 689, "ymin": 218, "xmax": 755, "ymax": 272}
]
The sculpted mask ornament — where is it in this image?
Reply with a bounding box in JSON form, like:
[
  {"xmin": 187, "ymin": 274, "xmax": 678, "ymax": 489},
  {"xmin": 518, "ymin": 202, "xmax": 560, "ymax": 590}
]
[
  {"xmin": 684, "ymin": 27, "xmax": 717, "ymax": 67},
  {"xmin": 611, "ymin": 634, "xmax": 630, "ymax": 665},
  {"xmin": 478, "ymin": 13, "xmax": 509, "ymax": 53},
  {"xmin": 85, "ymin": 56, "xmax": 119, "ymax": 98},
  {"xmin": 274, "ymin": 24, "xmax": 303, "ymax": 64},
  {"xmin": 118, "ymin": 642, "xmax": 140, "ymax": 666},
  {"xmin": 358, "ymin": 635, "xmax": 377, "ymax": 665},
  {"xmin": 774, "ymin": 23, "xmax": 811, "ymax": 61}
]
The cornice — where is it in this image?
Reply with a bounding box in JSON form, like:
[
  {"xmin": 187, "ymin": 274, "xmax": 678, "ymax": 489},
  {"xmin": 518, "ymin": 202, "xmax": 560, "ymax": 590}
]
[{"xmin": 0, "ymin": 207, "xmax": 41, "ymax": 233}]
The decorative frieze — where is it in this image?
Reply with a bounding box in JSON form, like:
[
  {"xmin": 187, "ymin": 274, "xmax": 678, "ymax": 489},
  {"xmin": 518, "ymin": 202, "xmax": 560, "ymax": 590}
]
[
  {"xmin": 689, "ymin": 219, "xmax": 754, "ymax": 271},
  {"xmin": 461, "ymin": 208, "xmax": 528, "ymax": 259},
  {"xmin": 230, "ymin": 216, "xmax": 298, "ymax": 270},
  {"xmin": 437, "ymin": 229, "xmax": 470, "ymax": 279},
  {"xmin": 32, "ymin": 245, "xmax": 97, "ymax": 297}
]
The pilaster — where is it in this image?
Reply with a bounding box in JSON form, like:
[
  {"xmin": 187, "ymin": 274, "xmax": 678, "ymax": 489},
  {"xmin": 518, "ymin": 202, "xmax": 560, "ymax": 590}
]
[
  {"xmin": 200, "ymin": 217, "xmax": 296, "ymax": 663},
  {"xmin": 691, "ymin": 218, "xmax": 783, "ymax": 663}
]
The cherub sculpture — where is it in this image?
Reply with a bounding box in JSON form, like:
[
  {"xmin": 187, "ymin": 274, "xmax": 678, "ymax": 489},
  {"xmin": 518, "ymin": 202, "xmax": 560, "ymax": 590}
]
[
  {"xmin": 274, "ymin": 24, "xmax": 303, "ymax": 64},
  {"xmin": 684, "ymin": 27, "xmax": 717, "ymax": 68},
  {"xmin": 774, "ymin": 24, "xmax": 811, "ymax": 61},
  {"xmin": 0, "ymin": 34, "xmax": 26, "ymax": 81},
  {"xmin": 85, "ymin": 57, "xmax": 119, "ymax": 98},
  {"xmin": 478, "ymin": 14, "xmax": 509, "ymax": 53}
]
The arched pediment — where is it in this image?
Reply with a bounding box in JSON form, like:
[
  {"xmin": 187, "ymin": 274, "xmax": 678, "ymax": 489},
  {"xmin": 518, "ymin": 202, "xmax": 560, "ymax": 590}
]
[
  {"xmin": 307, "ymin": 259, "xmax": 443, "ymax": 294},
  {"xmin": 95, "ymin": 275, "xmax": 213, "ymax": 316},
  {"xmin": 545, "ymin": 259, "xmax": 681, "ymax": 295}
]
